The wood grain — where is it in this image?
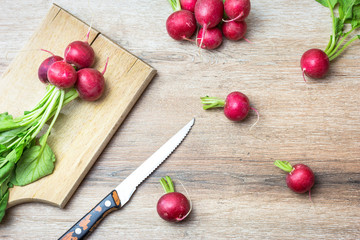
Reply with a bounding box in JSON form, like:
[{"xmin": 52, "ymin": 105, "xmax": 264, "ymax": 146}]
[
  {"xmin": 0, "ymin": 5, "xmax": 156, "ymax": 208},
  {"xmin": 0, "ymin": 0, "xmax": 359, "ymax": 240}
]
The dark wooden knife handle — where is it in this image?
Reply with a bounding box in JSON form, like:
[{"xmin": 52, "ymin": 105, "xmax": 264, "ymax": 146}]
[{"xmin": 59, "ymin": 190, "xmax": 121, "ymax": 240}]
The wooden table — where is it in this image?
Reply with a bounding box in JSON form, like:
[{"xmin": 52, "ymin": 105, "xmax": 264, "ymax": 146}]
[{"xmin": 0, "ymin": 1, "xmax": 359, "ymax": 239}]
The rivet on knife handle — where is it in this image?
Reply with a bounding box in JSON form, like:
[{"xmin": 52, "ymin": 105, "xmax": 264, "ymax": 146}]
[{"xmin": 58, "ymin": 190, "xmax": 121, "ymax": 240}]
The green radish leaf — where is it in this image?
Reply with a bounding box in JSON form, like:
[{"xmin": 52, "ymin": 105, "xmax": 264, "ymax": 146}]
[
  {"xmin": 351, "ymin": 5, "xmax": 360, "ymax": 28},
  {"xmin": 0, "ymin": 161, "xmax": 15, "ymax": 198},
  {"xmin": 0, "ymin": 126, "xmax": 27, "ymax": 146},
  {"xmin": 338, "ymin": 0, "xmax": 359, "ymax": 21},
  {"xmin": 335, "ymin": 17, "xmax": 345, "ymax": 36},
  {"xmin": 0, "ymin": 190, "xmax": 9, "ymax": 222},
  {"xmin": 15, "ymin": 135, "xmax": 55, "ymax": 186},
  {"xmin": 316, "ymin": 0, "xmax": 339, "ymax": 8},
  {"xmin": 0, "ymin": 145, "xmax": 7, "ymax": 154},
  {"xmin": 0, "ymin": 113, "xmax": 13, "ymax": 121}
]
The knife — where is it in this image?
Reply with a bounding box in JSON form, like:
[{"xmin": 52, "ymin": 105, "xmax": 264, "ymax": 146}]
[{"xmin": 59, "ymin": 118, "xmax": 195, "ymax": 240}]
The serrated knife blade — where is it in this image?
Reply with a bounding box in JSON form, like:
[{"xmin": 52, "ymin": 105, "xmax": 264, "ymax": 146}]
[{"xmin": 59, "ymin": 118, "xmax": 195, "ymax": 240}]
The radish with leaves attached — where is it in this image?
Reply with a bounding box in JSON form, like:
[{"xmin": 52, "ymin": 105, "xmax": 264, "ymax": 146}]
[
  {"xmin": 157, "ymin": 176, "xmax": 191, "ymax": 222},
  {"xmin": 201, "ymin": 91, "xmax": 259, "ymax": 126},
  {"xmin": 0, "ymin": 32, "xmax": 108, "ymax": 222},
  {"xmin": 274, "ymin": 160, "xmax": 315, "ymax": 194},
  {"xmin": 300, "ymin": 0, "xmax": 360, "ymax": 81}
]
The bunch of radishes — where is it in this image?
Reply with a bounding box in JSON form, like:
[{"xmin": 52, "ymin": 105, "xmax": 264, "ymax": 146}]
[
  {"xmin": 166, "ymin": 0, "xmax": 251, "ymax": 50},
  {"xmin": 38, "ymin": 34, "xmax": 107, "ymax": 101}
]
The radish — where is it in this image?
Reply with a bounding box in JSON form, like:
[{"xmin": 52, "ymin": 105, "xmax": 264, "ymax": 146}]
[
  {"xmin": 180, "ymin": 0, "xmax": 197, "ymax": 12},
  {"xmin": 38, "ymin": 55, "xmax": 63, "ymax": 83},
  {"xmin": 166, "ymin": 11, "xmax": 197, "ymax": 41},
  {"xmin": 75, "ymin": 58, "xmax": 108, "ymax": 101},
  {"xmin": 223, "ymin": 0, "xmax": 251, "ymax": 22},
  {"xmin": 157, "ymin": 176, "xmax": 191, "ymax": 222},
  {"xmin": 196, "ymin": 27, "xmax": 223, "ymax": 49},
  {"xmin": 47, "ymin": 61, "xmax": 77, "ymax": 89},
  {"xmin": 301, "ymin": 1, "xmax": 360, "ymax": 81},
  {"xmin": 300, "ymin": 49, "xmax": 329, "ymax": 80},
  {"xmin": 274, "ymin": 160, "xmax": 315, "ymax": 194},
  {"xmin": 201, "ymin": 91, "xmax": 259, "ymax": 123},
  {"xmin": 194, "ymin": 0, "xmax": 223, "ymax": 28},
  {"xmin": 64, "ymin": 38, "xmax": 95, "ymax": 69},
  {"xmin": 222, "ymin": 20, "xmax": 247, "ymax": 41}
]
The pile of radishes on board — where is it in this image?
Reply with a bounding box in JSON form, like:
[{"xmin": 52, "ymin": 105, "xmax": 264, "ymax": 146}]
[
  {"xmin": 38, "ymin": 33, "xmax": 107, "ymax": 101},
  {"xmin": 166, "ymin": 0, "xmax": 251, "ymax": 50}
]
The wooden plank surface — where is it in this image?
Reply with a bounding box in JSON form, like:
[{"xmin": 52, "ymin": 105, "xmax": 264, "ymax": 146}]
[
  {"xmin": 0, "ymin": 5, "xmax": 156, "ymax": 208},
  {"xmin": 0, "ymin": 0, "xmax": 359, "ymax": 239}
]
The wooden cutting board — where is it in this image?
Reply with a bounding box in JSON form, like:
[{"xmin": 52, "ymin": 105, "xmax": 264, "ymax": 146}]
[{"xmin": 0, "ymin": 4, "xmax": 156, "ymax": 208}]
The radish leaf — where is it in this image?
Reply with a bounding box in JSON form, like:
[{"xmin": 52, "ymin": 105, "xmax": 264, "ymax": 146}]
[
  {"xmin": 15, "ymin": 135, "xmax": 55, "ymax": 186},
  {"xmin": 316, "ymin": 0, "xmax": 338, "ymax": 8}
]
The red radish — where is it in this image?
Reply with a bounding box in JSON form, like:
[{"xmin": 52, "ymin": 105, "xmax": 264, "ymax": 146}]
[
  {"xmin": 300, "ymin": 48, "xmax": 329, "ymax": 80},
  {"xmin": 64, "ymin": 40, "xmax": 95, "ymax": 69},
  {"xmin": 274, "ymin": 160, "xmax": 315, "ymax": 194},
  {"xmin": 157, "ymin": 176, "xmax": 191, "ymax": 222},
  {"xmin": 75, "ymin": 58, "xmax": 108, "ymax": 101},
  {"xmin": 195, "ymin": 0, "xmax": 223, "ymax": 28},
  {"xmin": 196, "ymin": 27, "xmax": 223, "ymax": 49},
  {"xmin": 166, "ymin": 10, "xmax": 197, "ymax": 41},
  {"xmin": 222, "ymin": 21, "xmax": 247, "ymax": 41},
  {"xmin": 38, "ymin": 55, "xmax": 63, "ymax": 83},
  {"xmin": 47, "ymin": 61, "xmax": 77, "ymax": 89},
  {"xmin": 180, "ymin": 0, "xmax": 197, "ymax": 12},
  {"xmin": 201, "ymin": 91, "xmax": 258, "ymax": 123},
  {"xmin": 224, "ymin": 0, "xmax": 251, "ymax": 22}
]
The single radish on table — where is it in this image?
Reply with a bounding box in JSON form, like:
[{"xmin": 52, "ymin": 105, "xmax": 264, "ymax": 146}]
[
  {"xmin": 201, "ymin": 91, "xmax": 259, "ymax": 124},
  {"xmin": 157, "ymin": 176, "xmax": 191, "ymax": 222},
  {"xmin": 274, "ymin": 160, "xmax": 315, "ymax": 194},
  {"xmin": 300, "ymin": 1, "xmax": 360, "ymax": 81},
  {"xmin": 166, "ymin": 0, "xmax": 197, "ymax": 41},
  {"xmin": 223, "ymin": 0, "xmax": 251, "ymax": 22}
]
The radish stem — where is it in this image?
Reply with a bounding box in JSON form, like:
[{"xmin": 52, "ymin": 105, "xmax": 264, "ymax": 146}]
[{"xmin": 274, "ymin": 160, "xmax": 294, "ymax": 173}]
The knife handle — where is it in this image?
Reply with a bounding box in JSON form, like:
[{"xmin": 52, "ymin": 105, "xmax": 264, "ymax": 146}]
[{"xmin": 59, "ymin": 190, "xmax": 121, "ymax": 240}]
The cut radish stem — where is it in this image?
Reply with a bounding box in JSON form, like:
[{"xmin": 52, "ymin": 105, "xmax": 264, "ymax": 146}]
[
  {"xmin": 300, "ymin": 48, "xmax": 329, "ymax": 80},
  {"xmin": 201, "ymin": 91, "xmax": 258, "ymax": 122},
  {"xmin": 157, "ymin": 176, "xmax": 191, "ymax": 222},
  {"xmin": 224, "ymin": 0, "xmax": 251, "ymax": 22},
  {"xmin": 274, "ymin": 160, "xmax": 315, "ymax": 194},
  {"xmin": 196, "ymin": 27, "xmax": 223, "ymax": 49}
]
